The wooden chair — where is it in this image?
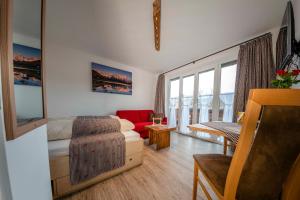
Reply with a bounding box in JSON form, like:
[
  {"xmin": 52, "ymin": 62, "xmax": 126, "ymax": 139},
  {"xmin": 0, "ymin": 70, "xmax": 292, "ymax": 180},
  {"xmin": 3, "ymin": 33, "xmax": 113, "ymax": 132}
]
[{"xmin": 193, "ymin": 89, "xmax": 300, "ymax": 200}]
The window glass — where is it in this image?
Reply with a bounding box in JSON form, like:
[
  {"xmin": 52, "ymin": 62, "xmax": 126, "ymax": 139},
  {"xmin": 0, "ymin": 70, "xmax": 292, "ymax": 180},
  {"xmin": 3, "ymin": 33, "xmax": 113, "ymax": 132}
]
[
  {"xmin": 180, "ymin": 76, "xmax": 194, "ymax": 133},
  {"xmin": 197, "ymin": 70, "xmax": 214, "ymax": 123},
  {"xmin": 219, "ymin": 63, "xmax": 237, "ymax": 122},
  {"xmin": 169, "ymin": 79, "xmax": 180, "ymax": 127}
]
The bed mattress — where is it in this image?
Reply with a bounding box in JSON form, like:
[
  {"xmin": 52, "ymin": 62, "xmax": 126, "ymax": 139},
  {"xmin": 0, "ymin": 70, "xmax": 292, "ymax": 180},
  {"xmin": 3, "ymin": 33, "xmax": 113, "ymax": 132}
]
[{"xmin": 48, "ymin": 130, "xmax": 141, "ymax": 157}]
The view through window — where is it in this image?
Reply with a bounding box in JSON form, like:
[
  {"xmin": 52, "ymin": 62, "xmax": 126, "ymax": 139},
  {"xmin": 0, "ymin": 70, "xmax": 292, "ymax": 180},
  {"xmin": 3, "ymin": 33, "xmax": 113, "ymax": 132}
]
[
  {"xmin": 167, "ymin": 60, "xmax": 237, "ymax": 139},
  {"xmin": 219, "ymin": 63, "xmax": 237, "ymax": 122},
  {"xmin": 180, "ymin": 75, "xmax": 194, "ymax": 133},
  {"xmin": 169, "ymin": 78, "xmax": 180, "ymax": 128},
  {"xmin": 197, "ymin": 70, "xmax": 215, "ymax": 123}
]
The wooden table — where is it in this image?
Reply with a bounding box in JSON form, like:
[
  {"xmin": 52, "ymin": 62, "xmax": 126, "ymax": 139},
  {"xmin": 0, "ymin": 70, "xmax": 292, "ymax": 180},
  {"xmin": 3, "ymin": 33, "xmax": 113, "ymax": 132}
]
[
  {"xmin": 145, "ymin": 125, "xmax": 176, "ymax": 150},
  {"xmin": 188, "ymin": 124, "xmax": 229, "ymax": 155}
]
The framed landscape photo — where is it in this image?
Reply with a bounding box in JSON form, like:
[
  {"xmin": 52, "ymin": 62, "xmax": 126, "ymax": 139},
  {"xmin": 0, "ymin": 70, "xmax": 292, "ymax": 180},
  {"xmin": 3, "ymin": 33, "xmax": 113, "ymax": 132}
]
[
  {"xmin": 13, "ymin": 43, "xmax": 41, "ymax": 87},
  {"xmin": 91, "ymin": 62, "xmax": 132, "ymax": 95}
]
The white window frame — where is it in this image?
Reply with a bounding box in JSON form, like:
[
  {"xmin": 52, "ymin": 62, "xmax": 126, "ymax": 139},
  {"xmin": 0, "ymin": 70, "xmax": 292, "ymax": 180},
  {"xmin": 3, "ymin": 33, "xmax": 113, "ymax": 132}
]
[{"xmin": 165, "ymin": 47, "xmax": 239, "ymax": 128}]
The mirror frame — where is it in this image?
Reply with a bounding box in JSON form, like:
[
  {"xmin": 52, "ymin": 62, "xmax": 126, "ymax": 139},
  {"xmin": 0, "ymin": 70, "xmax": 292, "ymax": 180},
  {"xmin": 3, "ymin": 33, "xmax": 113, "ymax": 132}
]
[{"xmin": 0, "ymin": 0, "xmax": 47, "ymax": 140}]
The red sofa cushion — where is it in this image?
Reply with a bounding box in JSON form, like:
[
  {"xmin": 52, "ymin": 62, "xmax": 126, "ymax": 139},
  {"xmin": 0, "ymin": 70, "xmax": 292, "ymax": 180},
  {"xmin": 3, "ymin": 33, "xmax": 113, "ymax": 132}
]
[
  {"xmin": 134, "ymin": 122, "xmax": 153, "ymax": 132},
  {"xmin": 116, "ymin": 110, "xmax": 141, "ymax": 123},
  {"xmin": 116, "ymin": 110, "xmax": 154, "ymax": 123},
  {"xmin": 139, "ymin": 110, "xmax": 154, "ymax": 122}
]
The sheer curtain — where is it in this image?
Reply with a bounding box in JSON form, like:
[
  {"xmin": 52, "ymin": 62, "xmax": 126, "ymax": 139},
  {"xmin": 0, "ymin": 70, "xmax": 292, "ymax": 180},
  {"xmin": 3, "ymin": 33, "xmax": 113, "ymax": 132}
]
[
  {"xmin": 220, "ymin": 93, "xmax": 234, "ymax": 122},
  {"xmin": 197, "ymin": 95, "xmax": 213, "ymax": 139},
  {"xmin": 180, "ymin": 97, "xmax": 193, "ymax": 133},
  {"xmin": 198, "ymin": 95, "xmax": 213, "ymax": 123},
  {"xmin": 169, "ymin": 98, "xmax": 178, "ymax": 127}
]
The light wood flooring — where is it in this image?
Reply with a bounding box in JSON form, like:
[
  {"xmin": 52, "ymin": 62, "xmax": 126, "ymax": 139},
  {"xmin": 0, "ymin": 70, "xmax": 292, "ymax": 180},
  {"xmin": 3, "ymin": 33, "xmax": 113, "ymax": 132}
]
[{"xmin": 63, "ymin": 132, "xmax": 226, "ymax": 200}]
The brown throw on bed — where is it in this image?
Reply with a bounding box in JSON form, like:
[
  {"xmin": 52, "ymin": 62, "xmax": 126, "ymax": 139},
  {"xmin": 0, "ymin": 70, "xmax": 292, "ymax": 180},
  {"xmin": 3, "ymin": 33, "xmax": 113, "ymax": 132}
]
[{"xmin": 69, "ymin": 116, "xmax": 125, "ymax": 184}]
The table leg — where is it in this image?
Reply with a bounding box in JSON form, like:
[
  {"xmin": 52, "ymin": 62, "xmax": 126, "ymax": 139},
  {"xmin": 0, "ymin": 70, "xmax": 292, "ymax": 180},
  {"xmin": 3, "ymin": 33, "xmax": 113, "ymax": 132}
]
[
  {"xmin": 223, "ymin": 137, "xmax": 228, "ymax": 155},
  {"xmin": 149, "ymin": 130, "xmax": 153, "ymax": 145},
  {"xmin": 157, "ymin": 131, "xmax": 170, "ymax": 150}
]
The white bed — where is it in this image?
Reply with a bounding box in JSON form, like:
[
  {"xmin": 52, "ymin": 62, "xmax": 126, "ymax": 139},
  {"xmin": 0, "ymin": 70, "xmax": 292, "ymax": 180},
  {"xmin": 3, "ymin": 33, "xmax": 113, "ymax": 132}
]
[
  {"xmin": 48, "ymin": 128, "xmax": 144, "ymax": 198},
  {"xmin": 48, "ymin": 130, "xmax": 141, "ymax": 157}
]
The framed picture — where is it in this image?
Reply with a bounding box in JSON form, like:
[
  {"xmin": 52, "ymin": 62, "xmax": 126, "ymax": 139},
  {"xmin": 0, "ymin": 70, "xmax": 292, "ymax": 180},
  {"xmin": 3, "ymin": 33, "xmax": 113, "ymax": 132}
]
[
  {"xmin": 13, "ymin": 43, "xmax": 41, "ymax": 86},
  {"xmin": 91, "ymin": 62, "xmax": 132, "ymax": 95}
]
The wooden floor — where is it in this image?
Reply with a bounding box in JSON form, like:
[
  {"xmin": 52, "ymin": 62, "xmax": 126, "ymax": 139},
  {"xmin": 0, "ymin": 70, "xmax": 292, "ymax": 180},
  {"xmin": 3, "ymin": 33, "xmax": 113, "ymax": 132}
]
[{"xmin": 63, "ymin": 132, "xmax": 225, "ymax": 200}]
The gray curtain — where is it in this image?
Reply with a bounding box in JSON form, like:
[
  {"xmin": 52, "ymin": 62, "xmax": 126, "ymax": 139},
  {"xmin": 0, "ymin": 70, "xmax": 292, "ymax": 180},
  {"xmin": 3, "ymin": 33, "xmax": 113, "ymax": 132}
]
[
  {"xmin": 276, "ymin": 27, "xmax": 287, "ymax": 69},
  {"xmin": 154, "ymin": 74, "xmax": 165, "ymax": 115},
  {"xmin": 233, "ymin": 33, "xmax": 275, "ymax": 121}
]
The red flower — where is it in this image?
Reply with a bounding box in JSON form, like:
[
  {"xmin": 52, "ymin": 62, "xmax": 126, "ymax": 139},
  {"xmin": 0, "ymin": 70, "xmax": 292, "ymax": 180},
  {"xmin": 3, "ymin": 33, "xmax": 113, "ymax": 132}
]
[
  {"xmin": 292, "ymin": 69, "xmax": 300, "ymax": 76},
  {"xmin": 276, "ymin": 70, "xmax": 286, "ymax": 76}
]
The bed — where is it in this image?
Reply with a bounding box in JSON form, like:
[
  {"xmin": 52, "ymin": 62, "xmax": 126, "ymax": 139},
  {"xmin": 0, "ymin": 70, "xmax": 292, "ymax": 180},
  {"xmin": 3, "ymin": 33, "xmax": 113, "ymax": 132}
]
[{"xmin": 48, "ymin": 118, "xmax": 144, "ymax": 199}]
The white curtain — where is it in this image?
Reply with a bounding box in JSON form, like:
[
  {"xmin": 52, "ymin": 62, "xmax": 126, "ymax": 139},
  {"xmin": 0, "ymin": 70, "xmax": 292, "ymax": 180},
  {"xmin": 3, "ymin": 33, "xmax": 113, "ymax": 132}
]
[
  {"xmin": 198, "ymin": 95, "xmax": 213, "ymax": 123},
  {"xmin": 180, "ymin": 97, "xmax": 193, "ymax": 133},
  {"xmin": 169, "ymin": 98, "xmax": 178, "ymax": 127},
  {"xmin": 197, "ymin": 95, "xmax": 213, "ymax": 139},
  {"xmin": 220, "ymin": 93, "xmax": 234, "ymax": 122}
]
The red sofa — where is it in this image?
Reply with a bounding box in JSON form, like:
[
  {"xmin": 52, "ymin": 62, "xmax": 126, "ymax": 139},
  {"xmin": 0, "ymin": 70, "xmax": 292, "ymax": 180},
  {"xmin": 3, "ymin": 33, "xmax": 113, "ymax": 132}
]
[{"xmin": 116, "ymin": 110, "xmax": 167, "ymax": 138}]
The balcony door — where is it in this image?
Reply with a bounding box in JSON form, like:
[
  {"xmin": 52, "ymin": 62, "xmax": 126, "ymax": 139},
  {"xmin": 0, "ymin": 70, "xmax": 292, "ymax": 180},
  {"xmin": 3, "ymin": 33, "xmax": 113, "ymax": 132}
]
[
  {"xmin": 218, "ymin": 62, "xmax": 237, "ymax": 122},
  {"xmin": 167, "ymin": 60, "xmax": 237, "ymax": 137},
  {"xmin": 168, "ymin": 78, "xmax": 180, "ymax": 128},
  {"xmin": 179, "ymin": 75, "xmax": 195, "ymax": 133},
  {"xmin": 197, "ymin": 70, "xmax": 215, "ymax": 123}
]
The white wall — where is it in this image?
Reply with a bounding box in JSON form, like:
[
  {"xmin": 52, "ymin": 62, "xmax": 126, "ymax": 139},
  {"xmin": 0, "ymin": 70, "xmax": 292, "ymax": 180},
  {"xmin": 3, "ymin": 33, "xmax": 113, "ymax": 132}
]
[
  {"xmin": 0, "ymin": 74, "xmax": 52, "ymax": 200},
  {"xmin": 45, "ymin": 43, "xmax": 157, "ymax": 118},
  {"xmin": 0, "ymin": 60, "xmax": 12, "ymax": 200},
  {"xmin": 5, "ymin": 126, "xmax": 52, "ymax": 200}
]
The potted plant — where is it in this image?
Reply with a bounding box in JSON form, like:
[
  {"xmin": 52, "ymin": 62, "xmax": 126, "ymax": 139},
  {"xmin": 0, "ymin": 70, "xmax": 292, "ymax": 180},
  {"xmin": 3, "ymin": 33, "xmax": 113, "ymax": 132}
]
[{"xmin": 272, "ymin": 69, "xmax": 300, "ymax": 88}]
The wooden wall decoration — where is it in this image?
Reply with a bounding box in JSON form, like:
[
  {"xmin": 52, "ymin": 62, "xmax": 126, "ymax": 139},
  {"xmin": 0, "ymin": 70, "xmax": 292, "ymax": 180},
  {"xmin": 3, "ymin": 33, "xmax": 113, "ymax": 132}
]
[{"xmin": 153, "ymin": 0, "xmax": 161, "ymax": 51}]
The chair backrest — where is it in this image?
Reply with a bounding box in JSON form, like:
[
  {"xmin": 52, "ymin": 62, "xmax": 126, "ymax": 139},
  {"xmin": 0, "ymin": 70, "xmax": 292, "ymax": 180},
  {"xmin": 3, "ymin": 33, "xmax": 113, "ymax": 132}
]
[
  {"xmin": 224, "ymin": 89, "xmax": 300, "ymax": 200},
  {"xmin": 237, "ymin": 106, "xmax": 300, "ymax": 200}
]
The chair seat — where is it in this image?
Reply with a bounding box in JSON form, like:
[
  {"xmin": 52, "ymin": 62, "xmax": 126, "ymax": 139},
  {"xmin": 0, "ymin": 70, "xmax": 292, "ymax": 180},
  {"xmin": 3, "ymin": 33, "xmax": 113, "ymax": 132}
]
[{"xmin": 193, "ymin": 154, "xmax": 232, "ymax": 196}]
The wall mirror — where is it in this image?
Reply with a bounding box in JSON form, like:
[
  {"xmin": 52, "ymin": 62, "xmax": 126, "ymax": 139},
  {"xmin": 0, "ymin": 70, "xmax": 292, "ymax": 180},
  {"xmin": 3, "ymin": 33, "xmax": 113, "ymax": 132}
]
[{"xmin": 0, "ymin": 0, "xmax": 47, "ymax": 140}]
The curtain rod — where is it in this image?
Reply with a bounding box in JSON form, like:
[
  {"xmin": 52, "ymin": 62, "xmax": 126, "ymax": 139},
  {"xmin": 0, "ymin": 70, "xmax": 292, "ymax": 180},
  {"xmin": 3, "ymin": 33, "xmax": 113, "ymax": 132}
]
[{"xmin": 162, "ymin": 32, "xmax": 272, "ymax": 75}]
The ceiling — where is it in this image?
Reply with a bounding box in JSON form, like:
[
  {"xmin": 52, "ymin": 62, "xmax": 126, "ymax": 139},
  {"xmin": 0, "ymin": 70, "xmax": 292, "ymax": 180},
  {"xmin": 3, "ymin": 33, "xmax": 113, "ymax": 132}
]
[{"xmin": 46, "ymin": 0, "xmax": 289, "ymax": 73}]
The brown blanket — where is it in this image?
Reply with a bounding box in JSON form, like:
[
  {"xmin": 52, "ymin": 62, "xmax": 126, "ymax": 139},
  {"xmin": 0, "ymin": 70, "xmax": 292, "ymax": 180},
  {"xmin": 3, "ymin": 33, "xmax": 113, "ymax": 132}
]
[{"xmin": 69, "ymin": 116, "xmax": 125, "ymax": 184}]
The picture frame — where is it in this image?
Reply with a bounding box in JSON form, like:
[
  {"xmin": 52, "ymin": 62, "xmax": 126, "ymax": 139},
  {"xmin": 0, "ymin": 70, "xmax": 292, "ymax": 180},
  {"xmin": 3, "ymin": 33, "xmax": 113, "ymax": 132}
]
[
  {"xmin": 91, "ymin": 62, "xmax": 132, "ymax": 95},
  {"xmin": 13, "ymin": 43, "xmax": 42, "ymax": 87}
]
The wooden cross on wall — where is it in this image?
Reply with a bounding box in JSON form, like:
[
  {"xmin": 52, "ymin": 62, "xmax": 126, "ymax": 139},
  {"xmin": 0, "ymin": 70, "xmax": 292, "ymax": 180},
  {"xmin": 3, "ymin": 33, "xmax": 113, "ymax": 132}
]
[{"xmin": 153, "ymin": 0, "xmax": 161, "ymax": 51}]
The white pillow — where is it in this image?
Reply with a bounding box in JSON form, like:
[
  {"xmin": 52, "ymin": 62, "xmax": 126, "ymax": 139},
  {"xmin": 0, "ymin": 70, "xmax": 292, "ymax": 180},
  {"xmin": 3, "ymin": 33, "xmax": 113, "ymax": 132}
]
[
  {"xmin": 47, "ymin": 117, "xmax": 75, "ymax": 141},
  {"xmin": 109, "ymin": 115, "xmax": 120, "ymax": 119},
  {"xmin": 119, "ymin": 119, "xmax": 135, "ymax": 131},
  {"xmin": 110, "ymin": 115, "xmax": 134, "ymax": 131}
]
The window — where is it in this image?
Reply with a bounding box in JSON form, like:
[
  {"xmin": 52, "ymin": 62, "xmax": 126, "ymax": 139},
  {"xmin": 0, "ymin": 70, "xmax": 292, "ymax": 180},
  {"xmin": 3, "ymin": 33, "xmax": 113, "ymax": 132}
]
[
  {"xmin": 167, "ymin": 60, "xmax": 237, "ymax": 139},
  {"xmin": 169, "ymin": 78, "xmax": 180, "ymax": 127},
  {"xmin": 180, "ymin": 75, "xmax": 195, "ymax": 133},
  {"xmin": 197, "ymin": 70, "xmax": 214, "ymax": 123},
  {"xmin": 219, "ymin": 62, "xmax": 237, "ymax": 122}
]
